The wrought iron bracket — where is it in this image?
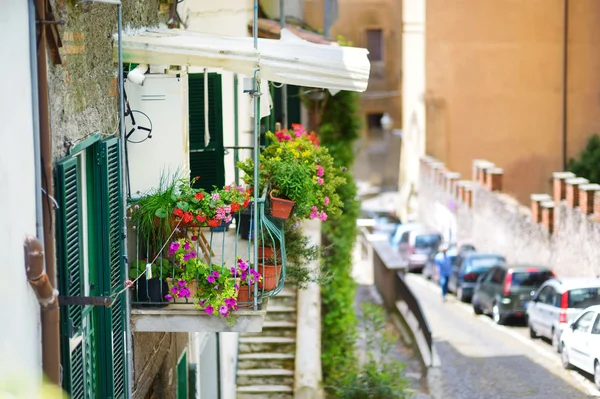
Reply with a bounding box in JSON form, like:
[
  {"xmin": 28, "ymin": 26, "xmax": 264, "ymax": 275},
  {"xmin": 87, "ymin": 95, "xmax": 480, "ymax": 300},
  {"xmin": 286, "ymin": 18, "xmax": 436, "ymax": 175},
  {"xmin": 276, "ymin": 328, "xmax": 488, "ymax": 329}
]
[{"xmin": 58, "ymin": 296, "xmax": 113, "ymax": 306}]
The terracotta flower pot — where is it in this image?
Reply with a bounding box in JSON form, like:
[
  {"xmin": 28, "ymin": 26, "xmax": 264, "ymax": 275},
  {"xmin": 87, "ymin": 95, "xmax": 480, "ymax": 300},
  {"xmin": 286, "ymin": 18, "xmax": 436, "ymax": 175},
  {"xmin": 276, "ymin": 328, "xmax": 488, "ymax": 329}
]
[
  {"xmin": 269, "ymin": 191, "xmax": 295, "ymax": 220},
  {"xmin": 258, "ymin": 264, "xmax": 282, "ymax": 291},
  {"xmin": 258, "ymin": 245, "xmax": 275, "ymax": 260}
]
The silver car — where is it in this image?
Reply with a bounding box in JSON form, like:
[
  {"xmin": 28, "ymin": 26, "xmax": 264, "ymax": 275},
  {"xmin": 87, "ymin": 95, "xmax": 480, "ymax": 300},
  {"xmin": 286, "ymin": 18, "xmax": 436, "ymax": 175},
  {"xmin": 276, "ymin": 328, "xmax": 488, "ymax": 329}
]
[{"xmin": 527, "ymin": 277, "xmax": 600, "ymax": 352}]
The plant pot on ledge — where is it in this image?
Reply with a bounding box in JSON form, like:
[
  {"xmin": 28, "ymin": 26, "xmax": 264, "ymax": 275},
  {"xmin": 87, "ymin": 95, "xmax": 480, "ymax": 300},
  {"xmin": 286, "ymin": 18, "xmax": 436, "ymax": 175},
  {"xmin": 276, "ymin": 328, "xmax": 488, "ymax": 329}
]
[
  {"xmin": 258, "ymin": 263, "xmax": 282, "ymax": 291},
  {"xmin": 269, "ymin": 191, "xmax": 295, "ymax": 220},
  {"xmin": 134, "ymin": 276, "xmax": 170, "ymax": 307}
]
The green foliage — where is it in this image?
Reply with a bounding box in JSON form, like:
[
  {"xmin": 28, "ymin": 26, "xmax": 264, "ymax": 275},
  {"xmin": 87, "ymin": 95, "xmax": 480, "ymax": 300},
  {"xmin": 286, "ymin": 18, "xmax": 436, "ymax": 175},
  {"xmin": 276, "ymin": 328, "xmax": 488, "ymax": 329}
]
[
  {"xmin": 283, "ymin": 219, "xmax": 332, "ymax": 289},
  {"xmin": 128, "ymin": 259, "xmax": 170, "ymax": 280},
  {"xmin": 327, "ymin": 303, "xmax": 411, "ymax": 398},
  {"xmin": 318, "ymin": 90, "xmax": 362, "ymax": 383},
  {"xmin": 567, "ymin": 134, "xmax": 600, "ymax": 183}
]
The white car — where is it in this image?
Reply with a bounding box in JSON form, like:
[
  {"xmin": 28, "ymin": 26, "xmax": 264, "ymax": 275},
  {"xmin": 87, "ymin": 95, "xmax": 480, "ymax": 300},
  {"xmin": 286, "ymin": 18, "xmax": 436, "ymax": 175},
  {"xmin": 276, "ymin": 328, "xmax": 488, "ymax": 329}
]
[
  {"xmin": 561, "ymin": 305, "xmax": 600, "ymax": 388},
  {"xmin": 527, "ymin": 278, "xmax": 600, "ymax": 352}
]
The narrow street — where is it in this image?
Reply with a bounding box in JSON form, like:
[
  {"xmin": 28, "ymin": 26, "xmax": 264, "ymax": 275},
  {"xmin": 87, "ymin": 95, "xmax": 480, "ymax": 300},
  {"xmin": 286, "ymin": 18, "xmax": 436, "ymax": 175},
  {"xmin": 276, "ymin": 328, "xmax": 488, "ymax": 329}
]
[{"xmin": 406, "ymin": 274, "xmax": 600, "ymax": 399}]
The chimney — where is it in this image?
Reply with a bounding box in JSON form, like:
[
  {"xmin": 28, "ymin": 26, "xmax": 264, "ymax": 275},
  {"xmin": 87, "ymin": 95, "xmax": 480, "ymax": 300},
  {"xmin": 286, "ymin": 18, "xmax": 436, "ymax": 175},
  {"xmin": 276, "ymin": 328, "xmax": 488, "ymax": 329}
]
[
  {"xmin": 530, "ymin": 194, "xmax": 552, "ymax": 223},
  {"xmin": 565, "ymin": 177, "xmax": 590, "ymax": 208},
  {"xmin": 579, "ymin": 184, "xmax": 600, "ymax": 215},
  {"xmin": 540, "ymin": 201, "xmax": 555, "ymax": 233},
  {"xmin": 485, "ymin": 168, "xmax": 503, "ymax": 191},
  {"xmin": 553, "ymin": 172, "xmax": 576, "ymax": 204}
]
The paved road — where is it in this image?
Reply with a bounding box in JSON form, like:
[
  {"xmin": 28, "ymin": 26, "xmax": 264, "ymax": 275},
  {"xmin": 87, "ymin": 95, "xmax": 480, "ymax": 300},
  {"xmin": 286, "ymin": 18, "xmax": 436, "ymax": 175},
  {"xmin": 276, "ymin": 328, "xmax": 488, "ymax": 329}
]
[{"xmin": 406, "ymin": 274, "xmax": 600, "ymax": 399}]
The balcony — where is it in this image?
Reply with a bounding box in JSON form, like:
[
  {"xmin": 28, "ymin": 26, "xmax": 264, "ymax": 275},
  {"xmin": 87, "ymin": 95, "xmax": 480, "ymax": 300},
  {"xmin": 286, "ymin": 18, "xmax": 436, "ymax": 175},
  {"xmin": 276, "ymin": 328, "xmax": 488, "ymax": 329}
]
[{"xmin": 128, "ymin": 192, "xmax": 286, "ymax": 333}]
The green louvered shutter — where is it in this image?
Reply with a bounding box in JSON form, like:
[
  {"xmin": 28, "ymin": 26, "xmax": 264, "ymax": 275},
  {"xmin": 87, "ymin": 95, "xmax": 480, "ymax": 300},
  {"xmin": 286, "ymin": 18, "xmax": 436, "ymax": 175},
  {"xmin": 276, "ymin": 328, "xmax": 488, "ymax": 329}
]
[
  {"xmin": 189, "ymin": 73, "xmax": 225, "ymax": 191},
  {"xmin": 273, "ymin": 84, "xmax": 302, "ymax": 127},
  {"xmin": 56, "ymin": 157, "xmax": 97, "ymax": 398},
  {"xmin": 98, "ymin": 138, "xmax": 127, "ymax": 398},
  {"xmin": 177, "ymin": 351, "xmax": 188, "ymax": 399}
]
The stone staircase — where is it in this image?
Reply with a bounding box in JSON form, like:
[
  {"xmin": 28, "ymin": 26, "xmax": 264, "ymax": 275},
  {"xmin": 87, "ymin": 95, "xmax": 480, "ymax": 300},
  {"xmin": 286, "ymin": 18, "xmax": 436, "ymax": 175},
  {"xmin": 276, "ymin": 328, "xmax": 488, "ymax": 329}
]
[{"xmin": 236, "ymin": 288, "xmax": 297, "ymax": 399}]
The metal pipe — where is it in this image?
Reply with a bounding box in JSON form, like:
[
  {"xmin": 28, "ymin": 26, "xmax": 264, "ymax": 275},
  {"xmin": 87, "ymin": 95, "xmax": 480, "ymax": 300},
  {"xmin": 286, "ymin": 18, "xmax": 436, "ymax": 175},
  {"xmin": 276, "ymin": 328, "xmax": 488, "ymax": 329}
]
[
  {"xmin": 280, "ymin": 0, "xmax": 287, "ymax": 129},
  {"xmin": 117, "ymin": 5, "xmax": 133, "ymax": 398},
  {"xmin": 33, "ymin": 0, "xmax": 61, "ymax": 386},
  {"xmin": 253, "ymin": 0, "xmax": 259, "ymax": 310},
  {"xmin": 234, "ymin": 74, "xmax": 240, "ymax": 185},
  {"xmin": 562, "ymin": 0, "xmax": 569, "ymax": 171}
]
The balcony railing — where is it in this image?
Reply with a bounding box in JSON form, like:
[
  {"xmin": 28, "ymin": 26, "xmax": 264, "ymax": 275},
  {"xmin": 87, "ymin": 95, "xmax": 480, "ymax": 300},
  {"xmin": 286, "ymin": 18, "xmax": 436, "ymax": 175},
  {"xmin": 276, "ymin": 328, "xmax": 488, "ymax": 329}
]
[{"xmin": 128, "ymin": 187, "xmax": 286, "ymax": 333}]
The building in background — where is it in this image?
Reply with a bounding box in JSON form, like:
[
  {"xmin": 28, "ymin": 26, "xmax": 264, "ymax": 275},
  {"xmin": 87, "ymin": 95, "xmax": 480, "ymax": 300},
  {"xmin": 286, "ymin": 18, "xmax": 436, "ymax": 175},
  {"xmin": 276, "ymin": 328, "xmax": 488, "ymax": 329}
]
[
  {"xmin": 401, "ymin": 0, "xmax": 600, "ymax": 207},
  {"xmin": 305, "ymin": 0, "xmax": 402, "ymax": 189}
]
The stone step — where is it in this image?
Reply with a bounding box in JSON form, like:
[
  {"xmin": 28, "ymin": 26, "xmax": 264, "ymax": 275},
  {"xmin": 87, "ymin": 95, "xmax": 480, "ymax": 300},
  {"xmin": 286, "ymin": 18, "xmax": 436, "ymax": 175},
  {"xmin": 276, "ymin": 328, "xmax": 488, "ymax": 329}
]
[
  {"xmin": 236, "ymin": 385, "xmax": 293, "ymax": 399},
  {"xmin": 242, "ymin": 321, "xmax": 297, "ymax": 338},
  {"xmin": 236, "ymin": 368, "xmax": 294, "ymax": 386},
  {"xmin": 264, "ymin": 306, "xmax": 296, "ymax": 322},
  {"xmin": 238, "ymin": 336, "xmax": 296, "ymax": 354},
  {"xmin": 237, "ymin": 353, "xmax": 295, "ymax": 371},
  {"xmin": 276, "ymin": 288, "xmax": 297, "ymax": 297},
  {"xmin": 267, "ymin": 294, "xmax": 297, "ymax": 308}
]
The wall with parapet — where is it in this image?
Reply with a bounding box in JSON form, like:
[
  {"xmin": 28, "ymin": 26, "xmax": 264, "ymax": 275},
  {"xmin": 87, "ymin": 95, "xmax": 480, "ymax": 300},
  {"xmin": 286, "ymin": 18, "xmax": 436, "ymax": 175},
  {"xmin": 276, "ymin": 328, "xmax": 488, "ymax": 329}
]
[{"xmin": 419, "ymin": 156, "xmax": 600, "ymax": 277}]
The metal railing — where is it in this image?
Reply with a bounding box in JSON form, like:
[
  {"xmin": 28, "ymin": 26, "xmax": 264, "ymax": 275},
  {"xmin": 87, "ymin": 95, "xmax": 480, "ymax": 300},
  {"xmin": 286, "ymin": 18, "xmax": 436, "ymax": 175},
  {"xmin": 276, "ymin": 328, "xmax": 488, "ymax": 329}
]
[{"xmin": 366, "ymin": 230, "xmax": 434, "ymax": 365}]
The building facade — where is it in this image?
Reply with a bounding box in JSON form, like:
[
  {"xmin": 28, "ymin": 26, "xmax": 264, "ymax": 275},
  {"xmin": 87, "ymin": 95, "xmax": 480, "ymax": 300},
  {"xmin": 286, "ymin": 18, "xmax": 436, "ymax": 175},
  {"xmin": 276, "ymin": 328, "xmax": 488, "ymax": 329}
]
[
  {"xmin": 401, "ymin": 0, "xmax": 600, "ymax": 206},
  {"xmin": 305, "ymin": 0, "xmax": 402, "ymax": 188}
]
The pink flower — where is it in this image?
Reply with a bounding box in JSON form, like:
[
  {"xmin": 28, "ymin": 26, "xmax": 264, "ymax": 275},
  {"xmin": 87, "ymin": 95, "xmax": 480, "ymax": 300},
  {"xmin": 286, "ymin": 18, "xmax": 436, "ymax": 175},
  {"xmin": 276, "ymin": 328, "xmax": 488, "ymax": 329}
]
[
  {"xmin": 310, "ymin": 205, "xmax": 319, "ymax": 219},
  {"xmin": 219, "ymin": 305, "xmax": 229, "ymax": 316},
  {"xmin": 164, "ymin": 294, "xmax": 173, "ymax": 301},
  {"xmin": 204, "ymin": 305, "xmax": 214, "ymax": 315},
  {"xmin": 316, "ymin": 165, "xmax": 324, "ymax": 177},
  {"xmin": 212, "ymin": 193, "xmax": 221, "ymax": 201},
  {"xmin": 319, "ymin": 211, "xmax": 328, "ymax": 221},
  {"xmin": 207, "ymin": 275, "xmax": 216, "ymax": 284},
  {"xmin": 317, "ymin": 178, "xmax": 324, "ymax": 185},
  {"xmin": 177, "ymin": 280, "xmax": 186, "ymax": 287},
  {"xmin": 324, "ymin": 196, "xmax": 330, "ymax": 206},
  {"xmin": 184, "ymin": 242, "xmax": 191, "ymax": 251},
  {"xmin": 179, "ymin": 287, "xmax": 191, "ymax": 298}
]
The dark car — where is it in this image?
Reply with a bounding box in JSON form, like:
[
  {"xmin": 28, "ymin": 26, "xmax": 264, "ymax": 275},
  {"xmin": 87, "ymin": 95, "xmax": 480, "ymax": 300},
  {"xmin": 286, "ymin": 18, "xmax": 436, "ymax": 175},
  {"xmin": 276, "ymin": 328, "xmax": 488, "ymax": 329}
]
[
  {"xmin": 449, "ymin": 252, "xmax": 506, "ymax": 302},
  {"xmin": 472, "ymin": 265, "xmax": 554, "ymax": 325},
  {"xmin": 424, "ymin": 242, "xmax": 477, "ymax": 280}
]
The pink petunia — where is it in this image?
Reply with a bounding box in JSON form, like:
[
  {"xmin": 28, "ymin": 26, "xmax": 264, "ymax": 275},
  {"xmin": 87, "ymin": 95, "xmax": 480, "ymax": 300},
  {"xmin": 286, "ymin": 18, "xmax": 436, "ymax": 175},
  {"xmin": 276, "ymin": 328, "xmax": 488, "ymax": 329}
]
[
  {"xmin": 324, "ymin": 196, "xmax": 330, "ymax": 206},
  {"xmin": 204, "ymin": 305, "xmax": 214, "ymax": 315},
  {"xmin": 317, "ymin": 178, "xmax": 324, "ymax": 185},
  {"xmin": 319, "ymin": 211, "xmax": 328, "ymax": 221},
  {"xmin": 316, "ymin": 165, "xmax": 325, "ymax": 177}
]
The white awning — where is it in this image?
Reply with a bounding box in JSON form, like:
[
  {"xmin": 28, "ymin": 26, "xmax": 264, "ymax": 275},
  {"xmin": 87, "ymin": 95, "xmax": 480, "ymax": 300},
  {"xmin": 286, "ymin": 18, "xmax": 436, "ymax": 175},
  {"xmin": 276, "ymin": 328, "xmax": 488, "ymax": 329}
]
[{"xmin": 120, "ymin": 28, "xmax": 370, "ymax": 92}]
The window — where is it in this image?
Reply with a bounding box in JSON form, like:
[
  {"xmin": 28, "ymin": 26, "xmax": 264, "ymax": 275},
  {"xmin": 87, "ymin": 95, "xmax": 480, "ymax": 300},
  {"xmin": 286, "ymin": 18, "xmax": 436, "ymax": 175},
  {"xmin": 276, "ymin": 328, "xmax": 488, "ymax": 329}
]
[
  {"xmin": 414, "ymin": 234, "xmax": 441, "ymax": 249},
  {"xmin": 491, "ymin": 268, "xmax": 505, "ymax": 285},
  {"xmin": 574, "ymin": 311, "xmax": 595, "ymax": 332},
  {"xmin": 366, "ymin": 29, "xmax": 383, "ymax": 61},
  {"xmin": 567, "ymin": 288, "xmax": 600, "ymax": 309},
  {"xmin": 56, "ymin": 138, "xmax": 126, "ymax": 398},
  {"xmin": 536, "ymin": 286, "xmax": 552, "ymax": 304},
  {"xmin": 510, "ymin": 271, "xmax": 553, "ymax": 289},
  {"xmin": 466, "ymin": 256, "xmax": 505, "ymax": 273},
  {"xmin": 366, "ymin": 113, "xmax": 384, "ymax": 139}
]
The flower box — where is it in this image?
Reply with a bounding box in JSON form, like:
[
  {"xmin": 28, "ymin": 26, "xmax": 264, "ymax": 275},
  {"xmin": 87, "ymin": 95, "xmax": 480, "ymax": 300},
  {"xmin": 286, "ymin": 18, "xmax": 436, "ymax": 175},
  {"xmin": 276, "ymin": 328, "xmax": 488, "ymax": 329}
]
[{"xmin": 269, "ymin": 191, "xmax": 295, "ymax": 220}]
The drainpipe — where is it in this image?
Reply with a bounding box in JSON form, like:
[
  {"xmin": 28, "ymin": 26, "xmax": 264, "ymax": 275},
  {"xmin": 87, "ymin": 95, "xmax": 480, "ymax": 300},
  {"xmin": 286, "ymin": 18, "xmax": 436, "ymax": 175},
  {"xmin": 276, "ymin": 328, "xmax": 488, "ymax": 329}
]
[
  {"xmin": 280, "ymin": 0, "xmax": 287, "ymax": 129},
  {"xmin": 117, "ymin": 5, "xmax": 134, "ymax": 398},
  {"xmin": 562, "ymin": 0, "xmax": 569, "ymax": 171},
  {"xmin": 33, "ymin": 0, "xmax": 61, "ymax": 386}
]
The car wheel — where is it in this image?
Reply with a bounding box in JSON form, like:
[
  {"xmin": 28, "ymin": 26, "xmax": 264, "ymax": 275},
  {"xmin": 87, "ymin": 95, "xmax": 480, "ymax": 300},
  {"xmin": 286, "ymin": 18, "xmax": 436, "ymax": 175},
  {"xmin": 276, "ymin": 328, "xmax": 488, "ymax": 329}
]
[
  {"xmin": 473, "ymin": 300, "xmax": 483, "ymax": 315},
  {"xmin": 529, "ymin": 323, "xmax": 538, "ymax": 339},
  {"xmin": 492, "ymin": 303, "xmax": 505, "ymax": 325},
  {"xmin": 552, "ymin": 329, "xmax": 562, "ymax": 353},
  {"xmin": 561, "ymin": 346, "xmax": 572, "ymax": 369},
  {"xmin": 594, "ymin": 361, "xmax": 600, "ymax": 390}
]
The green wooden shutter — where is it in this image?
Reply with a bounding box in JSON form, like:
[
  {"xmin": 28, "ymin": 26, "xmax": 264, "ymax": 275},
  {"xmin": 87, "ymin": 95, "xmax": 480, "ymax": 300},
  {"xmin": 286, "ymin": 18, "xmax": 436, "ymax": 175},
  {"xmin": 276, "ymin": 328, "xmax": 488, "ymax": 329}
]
[
  {"xmin": 189, "ymin": 73, "xmax": 225, "ymax": 191},
  {"xmin": 98, "ymin": 138, "xmax": 127, "ymax": 399},
  {"xmin": 56, "ymin": 157, "xmax": 87, "ymax": 396},
  {"xmin": 273, "ymin": 84, "xmax": 302, "ymax": 127},
  {"xmin": 177, "ymin": 351, "xmax": 188, "ymax": 399}
]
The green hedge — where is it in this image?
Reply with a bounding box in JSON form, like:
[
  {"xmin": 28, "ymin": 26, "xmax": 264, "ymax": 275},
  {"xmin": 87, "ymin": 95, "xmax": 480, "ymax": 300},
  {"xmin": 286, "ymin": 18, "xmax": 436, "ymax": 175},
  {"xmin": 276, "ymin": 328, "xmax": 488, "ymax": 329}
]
[
  {"xmin": 567, "ymin": 134, "xmax": 600, "ymax": 183},
  {"xmin": 318, "ymin": 90, "xmax": 362, "ymax": 384}
]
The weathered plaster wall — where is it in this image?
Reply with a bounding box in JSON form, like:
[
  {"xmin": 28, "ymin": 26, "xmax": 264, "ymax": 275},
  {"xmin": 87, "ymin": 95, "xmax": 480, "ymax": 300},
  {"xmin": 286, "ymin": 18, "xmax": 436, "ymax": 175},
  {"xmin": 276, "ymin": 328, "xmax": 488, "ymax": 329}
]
[
  {"xmin": 48, "ymin": 0, "xmax": 163, "ymax": 161},
  {"xmin": 419, "ymin": 158, "xmax": 600, "ymax": 277},
  {"xmin": 132, "ymin": 332, "xmax": 189, "ymax": 399}
]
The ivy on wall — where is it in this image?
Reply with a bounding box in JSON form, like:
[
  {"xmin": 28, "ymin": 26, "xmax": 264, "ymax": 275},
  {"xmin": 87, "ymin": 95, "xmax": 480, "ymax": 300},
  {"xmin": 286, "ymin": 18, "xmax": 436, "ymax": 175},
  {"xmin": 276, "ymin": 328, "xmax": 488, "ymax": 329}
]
[{"xmin": 317, "ymin": 89, "xmax": 362, "ymax": 385}]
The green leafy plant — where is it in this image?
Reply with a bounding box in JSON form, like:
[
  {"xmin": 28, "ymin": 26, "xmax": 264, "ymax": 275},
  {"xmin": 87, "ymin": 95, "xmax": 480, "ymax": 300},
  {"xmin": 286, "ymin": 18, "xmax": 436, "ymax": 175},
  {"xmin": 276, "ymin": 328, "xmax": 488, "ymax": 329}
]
[
  {"xmin": 283, "ymin": 219, "xmax": 331, "ymax": 289},
  {"xmin": 567, "ymin": 134, "xmax": 600, "ymax": 183},
  {"xmin": 317, "ymin": 89, "xmax": 362, "ymax": 384},
  {"xmin": 326, "ymin": 303, "xmax": 410, "ymax": 398},
  {"xmin": 128, "ymin": 259, "xmax": 170, "ymax": 280}
]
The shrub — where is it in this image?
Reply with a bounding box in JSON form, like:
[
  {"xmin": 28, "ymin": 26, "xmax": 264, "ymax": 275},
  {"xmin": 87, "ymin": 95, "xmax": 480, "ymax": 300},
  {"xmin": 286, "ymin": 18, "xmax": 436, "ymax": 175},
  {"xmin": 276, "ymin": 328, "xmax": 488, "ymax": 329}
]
[{"xmin": 567, "ymin": 134, "xmax": 600, "ymax": 183}]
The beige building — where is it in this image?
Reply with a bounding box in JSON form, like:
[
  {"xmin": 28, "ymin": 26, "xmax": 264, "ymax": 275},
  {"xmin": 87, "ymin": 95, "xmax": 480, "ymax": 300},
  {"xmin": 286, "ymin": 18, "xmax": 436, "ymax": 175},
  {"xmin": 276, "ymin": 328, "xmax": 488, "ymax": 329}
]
[
  {"xmin": 305, "ymin": 0, "xmax": 403, "ymax": 187},
  {"xmin": 402, "ymin": 0, "xmax": 600, "ymax": 206}
]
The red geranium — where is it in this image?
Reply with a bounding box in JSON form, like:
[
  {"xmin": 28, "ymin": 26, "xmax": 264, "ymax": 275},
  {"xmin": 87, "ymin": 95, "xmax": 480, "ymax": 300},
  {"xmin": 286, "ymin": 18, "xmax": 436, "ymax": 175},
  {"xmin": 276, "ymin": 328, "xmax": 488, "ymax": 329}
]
[
  {"xmin": 207, "ymin": 219, "xmax": 220, "ymax": 228},
  {"xmin": 196, "ymin": 214, "xmax": 207, "ymax": 223},
  {"xmin": 173, "ymin": 208, "xmax": 184, "ymax": 217},
  {"xmin": 182, "ymin": 212, "xmax": 194, "ymax": 224},
  {"xmin": 194, "ymin": 192, "xmax": 204, "ymax": 200}
]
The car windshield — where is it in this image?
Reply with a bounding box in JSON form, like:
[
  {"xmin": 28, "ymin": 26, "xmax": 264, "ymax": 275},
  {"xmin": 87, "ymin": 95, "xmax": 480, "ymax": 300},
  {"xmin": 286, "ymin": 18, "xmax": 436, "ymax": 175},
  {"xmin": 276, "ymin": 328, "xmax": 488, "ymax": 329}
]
[
  {"xmin": 568, "ymin": 288, "xmax": 600, "ymax": 309},
  {"xmin": 510, "ymin": 271, "xmax": 553, "ymax": 288},
  {"xmin": 467, "ymin": 257, "xmax": 504, "ymax": 272},
  {"xmin": 415, "ymin": 234, "xmax": 441, "ymax": 248}
]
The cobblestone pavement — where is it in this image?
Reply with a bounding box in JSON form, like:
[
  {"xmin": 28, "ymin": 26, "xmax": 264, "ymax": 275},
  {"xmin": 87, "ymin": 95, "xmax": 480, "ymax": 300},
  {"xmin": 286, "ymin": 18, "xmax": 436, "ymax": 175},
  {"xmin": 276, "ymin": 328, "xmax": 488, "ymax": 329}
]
[
  {"xmin": 406, "ymin": 274, "xmax": 600, "ymax": 399},
  {"xmin": 355, "ymin": 284, "xmax": 433, "ymax": 399}
]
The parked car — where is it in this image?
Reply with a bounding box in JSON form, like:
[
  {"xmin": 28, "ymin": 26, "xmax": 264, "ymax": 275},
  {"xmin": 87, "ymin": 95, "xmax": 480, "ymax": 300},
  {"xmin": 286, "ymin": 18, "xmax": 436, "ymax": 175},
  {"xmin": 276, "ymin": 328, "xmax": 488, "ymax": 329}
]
[
  {"xmin": 472, "ymin": 265, "xmax": 553, "ymax": 324},
  {"xmin": 389, "ymin": 222, "xmax": 422, "ymax": 249},
  {"xmin": 560, "ymin": 305, "xmax": 600, "ymax": 389},
  {"xmin": 528, "ymin": 278, "xmax": 600, "ymax": 352},
  {"xmin": 449, "ymin": 253, "xmax": 506, "ymax": 302},
  {"xmin": 398, "ymin": 229, "xmax": 443, "ymax": 273},
  {"xmin": 423, "ymin": 242, "xmax": 476, "ymax": 281}
]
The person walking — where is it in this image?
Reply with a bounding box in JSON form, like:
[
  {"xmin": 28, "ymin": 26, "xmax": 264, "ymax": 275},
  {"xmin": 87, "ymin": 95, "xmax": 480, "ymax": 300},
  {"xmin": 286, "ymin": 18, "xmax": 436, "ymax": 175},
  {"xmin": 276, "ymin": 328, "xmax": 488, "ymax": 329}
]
[{"xmin": 434, "ymin": 243, "xmax": 452, "ymax": 302}]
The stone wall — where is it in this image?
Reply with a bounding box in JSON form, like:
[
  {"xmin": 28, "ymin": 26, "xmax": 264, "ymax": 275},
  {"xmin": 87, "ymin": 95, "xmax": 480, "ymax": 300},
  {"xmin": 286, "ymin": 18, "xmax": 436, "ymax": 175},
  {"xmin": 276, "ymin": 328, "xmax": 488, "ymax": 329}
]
[{"xmin": 419, "ymin": 156, "xmax": 600, "ymax": 277}]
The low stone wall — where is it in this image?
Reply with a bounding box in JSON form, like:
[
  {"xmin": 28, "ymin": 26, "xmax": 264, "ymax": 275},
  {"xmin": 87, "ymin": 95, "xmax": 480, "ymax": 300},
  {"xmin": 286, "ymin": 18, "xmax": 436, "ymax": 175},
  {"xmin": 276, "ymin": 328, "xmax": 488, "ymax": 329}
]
[{"xmin": 419, "ymin": 156, "xmax": 600, "ymax": 277}]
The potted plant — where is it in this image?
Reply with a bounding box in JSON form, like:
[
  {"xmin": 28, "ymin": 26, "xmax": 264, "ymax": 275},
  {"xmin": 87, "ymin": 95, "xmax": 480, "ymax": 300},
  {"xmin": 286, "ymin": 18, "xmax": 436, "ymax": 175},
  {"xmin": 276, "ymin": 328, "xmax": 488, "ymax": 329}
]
[
  {"xmin": 163, "ymin": 237, "xmax": 209, "ymax": 303},
  {"xmin": 232, "ymin": 258, "xmax": 262, "ymax": 305},
  {"xmin": 195, "ymin": 267, "xmax": 240, "ymax": 317},
  {"xmin": 237, "ymin": 124, "xmax": 346, "ymax": 221},
  {"xmin": 128, "ymin": 259, "xmax": 170, "ymax": 304}
]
